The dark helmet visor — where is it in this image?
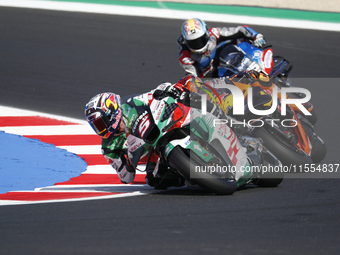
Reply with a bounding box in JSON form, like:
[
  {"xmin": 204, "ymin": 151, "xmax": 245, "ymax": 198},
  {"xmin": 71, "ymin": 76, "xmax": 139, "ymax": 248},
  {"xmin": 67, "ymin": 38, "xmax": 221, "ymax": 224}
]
[
  {"xmin": 91, "ymin": 114, "xmax": 110, "ymax": 135},
  {"xmin": 186, "ymin": 33, "xmax": 210, "ymax": 50}
]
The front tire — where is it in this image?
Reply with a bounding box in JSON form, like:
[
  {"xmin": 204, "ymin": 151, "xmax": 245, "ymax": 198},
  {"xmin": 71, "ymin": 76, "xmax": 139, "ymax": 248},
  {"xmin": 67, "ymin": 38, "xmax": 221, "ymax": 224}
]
[
  {"xmin": 311, "ymin": 136, "xmax": 327, "ymax": 163},
  {"xmin": 253, "ymin": 172, "xmax": 284, "ymax": 187},
  {"xmin": 304, "ymin": 109, "xmax": 318, "ymax": 125},
  {"xmin": 300, "ymin": 121, "xmax": 327, "ymax": 163},
  {"xmin": 252, "ymin": 127, "xmax": 313, "ymax": 168},
  {"xmin": 167, "ymin": 146, "xmax": 237, "ymax": 195}
]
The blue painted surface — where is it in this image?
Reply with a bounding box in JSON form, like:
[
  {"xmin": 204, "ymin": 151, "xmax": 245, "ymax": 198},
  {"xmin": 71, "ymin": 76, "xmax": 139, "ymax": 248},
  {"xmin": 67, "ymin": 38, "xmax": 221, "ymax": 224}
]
[{"xmin": 0, "ymin": 131, "xmax": 87, "ymax": 193}]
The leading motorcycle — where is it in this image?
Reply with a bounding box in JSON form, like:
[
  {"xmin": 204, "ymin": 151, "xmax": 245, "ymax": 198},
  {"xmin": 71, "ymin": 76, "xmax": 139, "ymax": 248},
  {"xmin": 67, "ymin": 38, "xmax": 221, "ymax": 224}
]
[{"xmin": 126, "ymin": 89, "xmax": 283, "ymax": 195}]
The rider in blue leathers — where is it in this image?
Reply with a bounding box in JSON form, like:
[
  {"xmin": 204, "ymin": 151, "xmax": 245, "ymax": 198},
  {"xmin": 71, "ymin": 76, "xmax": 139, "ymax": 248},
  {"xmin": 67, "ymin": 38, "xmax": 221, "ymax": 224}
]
[{"xmin": 178, "ymin": 18, "xmax": 266, "ymax": 78}]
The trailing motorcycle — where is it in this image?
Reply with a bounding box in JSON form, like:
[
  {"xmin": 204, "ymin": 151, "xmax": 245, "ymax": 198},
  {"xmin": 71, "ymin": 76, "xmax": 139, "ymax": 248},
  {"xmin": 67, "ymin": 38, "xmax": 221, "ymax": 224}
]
[
  {"xmin": 127, "ymin": 89, "xmax": 283, "ymax": 195},
  {"xmin": 217, "ymin": 41, "xmax": 318, "ymax": 124},
  {"xmin": 184, "ymin": 75, "xmax": 327, "ymax": 167}
]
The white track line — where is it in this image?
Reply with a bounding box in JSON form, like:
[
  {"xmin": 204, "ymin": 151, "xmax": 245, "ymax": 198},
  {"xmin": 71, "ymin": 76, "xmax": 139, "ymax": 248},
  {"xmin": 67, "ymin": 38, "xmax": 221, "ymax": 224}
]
[{"xmin": 0, "ymin": 0, "xmax": 339, "ymax": 31}]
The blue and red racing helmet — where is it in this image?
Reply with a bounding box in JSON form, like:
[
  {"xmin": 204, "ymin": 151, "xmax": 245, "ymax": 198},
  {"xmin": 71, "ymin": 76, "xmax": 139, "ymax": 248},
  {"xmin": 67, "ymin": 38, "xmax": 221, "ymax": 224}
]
[
  {"xmin": 85, "ymin": 92, "xmax": 122, "ymax": 139},
  {"xmin": 181, "ymin": 18, "xmax": 210, "ymax": 53}
]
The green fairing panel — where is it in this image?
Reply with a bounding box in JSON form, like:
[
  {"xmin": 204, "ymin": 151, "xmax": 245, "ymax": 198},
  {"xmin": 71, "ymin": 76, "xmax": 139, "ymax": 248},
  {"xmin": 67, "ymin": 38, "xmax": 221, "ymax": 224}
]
[{"xmin": 190, "ymin": 117, "xmax": 211, "ymax": 141}]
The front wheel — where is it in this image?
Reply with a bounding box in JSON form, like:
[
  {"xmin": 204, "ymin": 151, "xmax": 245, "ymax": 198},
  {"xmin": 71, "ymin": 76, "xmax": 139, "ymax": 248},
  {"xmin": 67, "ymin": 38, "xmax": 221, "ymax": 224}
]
[
  {"xmin": 252, "ymin": 127, "xmax": 313, "ymax": 167},
  {"xmin": 311, "ymin": 136, "xmax": 327, "ymax": 163},
  {"xmin": 304, "ymin": 109, "xmax": 318, "ymax": 125},
  {"xmin": 167, "ymin": 146, "xmax": 237, "ymax": 195},
  {"xmin": 301, "ymin": 122, "xmax": 327, "ymax": 163},
  {"xmin": 286, "ymin": 91, "xmax": 318, "ymax": 125}
]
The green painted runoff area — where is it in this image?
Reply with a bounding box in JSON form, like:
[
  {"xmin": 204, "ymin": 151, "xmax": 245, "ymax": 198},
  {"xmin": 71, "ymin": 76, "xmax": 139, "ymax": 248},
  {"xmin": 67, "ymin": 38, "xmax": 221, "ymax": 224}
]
[{"xmin": 47, "ymin": 0, "xmax": 340, "ymax": 23}]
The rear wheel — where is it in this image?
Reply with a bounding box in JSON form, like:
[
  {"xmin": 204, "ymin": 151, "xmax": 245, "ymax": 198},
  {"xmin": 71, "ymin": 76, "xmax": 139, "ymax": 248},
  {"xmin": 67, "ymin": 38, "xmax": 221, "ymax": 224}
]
[
  {"xmin": 167, "ymin": 146, "xmax": 237, "ymax": 195},
  {"xmin": 252, "ymin": 150, "xmax": 284, "ymax": 187},
  {"xmin": 254, "ymin": 175, "xmax": 283, "ymax": 187}
]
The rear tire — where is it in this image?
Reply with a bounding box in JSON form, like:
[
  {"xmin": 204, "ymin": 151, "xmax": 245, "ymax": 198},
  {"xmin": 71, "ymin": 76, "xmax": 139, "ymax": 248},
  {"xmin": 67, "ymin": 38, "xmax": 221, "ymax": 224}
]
[
  {"xmin": 254, "ymin": 174, "xmax": 284, "ymax": 187},
  {"xmin": 167, "ymin": 146, "xmax": 237, "ymax": 195},
  {"xmin": 251, "ymin": 149, "xmax": 284, "ymax": 187}
]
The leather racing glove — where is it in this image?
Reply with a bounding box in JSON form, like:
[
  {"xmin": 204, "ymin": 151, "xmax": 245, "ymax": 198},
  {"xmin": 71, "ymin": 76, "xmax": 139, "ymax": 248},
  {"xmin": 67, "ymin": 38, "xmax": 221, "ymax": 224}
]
[{"xmin": 253, "ymin": 34, "xmax": 266, "ymax": 48}]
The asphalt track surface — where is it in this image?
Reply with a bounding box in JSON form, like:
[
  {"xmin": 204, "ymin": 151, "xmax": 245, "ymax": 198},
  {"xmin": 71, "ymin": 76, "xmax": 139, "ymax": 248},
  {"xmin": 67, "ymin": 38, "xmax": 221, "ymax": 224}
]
[{"xmin": 1, "ymin": 6, "xmax": 340, "ymax": 255}]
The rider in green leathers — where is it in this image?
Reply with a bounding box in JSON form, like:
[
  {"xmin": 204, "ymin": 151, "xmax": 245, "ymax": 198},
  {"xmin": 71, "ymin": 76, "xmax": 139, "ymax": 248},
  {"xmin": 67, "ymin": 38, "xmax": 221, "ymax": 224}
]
[
  {"xmin": 85, "ymin": 74, "xmax": 267, "ymax": 189},
  {"xmin": 85, "ymin": 81, "xmax": 195, "ymax": 189}
]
